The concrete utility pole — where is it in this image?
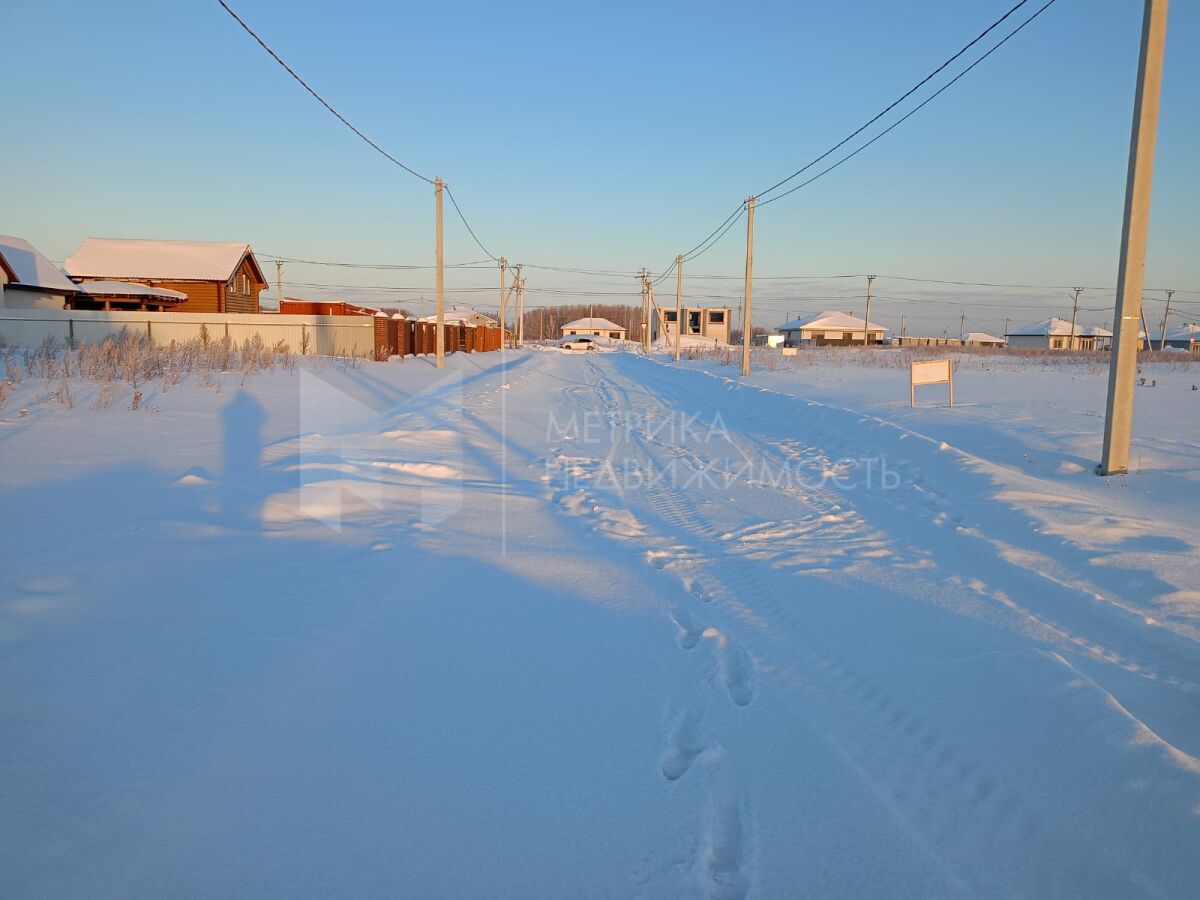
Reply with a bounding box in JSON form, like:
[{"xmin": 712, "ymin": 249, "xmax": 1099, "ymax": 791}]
[
  {"xmin": 741, "ymin": 196, "xmax": 755, "ymax": 376},
  {"xmin": 275, "ymin": 260, "xmax": 283, "ymax": 309},
  {"xmin": 862, "ymin": 274, "xmax": 875, "ymax": 346},
  {"xmin": 435, "ymin": 177, "xmax": 445, "ymax": 369},
  {"xmin": 1099, "ymin": 0, "xmax": 1168, "ymax": 476},
  {"xmin": 1069, "ymin": 287, "xmax": 1084, "ymax": 350},
  {"xmin": 676, "ymin": 254, "xmax": 686, "ymax": 362},
  {"xmin": 498, "ymin": 256, "xmax": 507, "ymax": 342},
  {"xmin": 515, "ymin": 265, "xmax": 525, "ymax": 347},
  {"xmin": 1159, "ymin": 289, "xmax": 1174, "ymax": 350}
]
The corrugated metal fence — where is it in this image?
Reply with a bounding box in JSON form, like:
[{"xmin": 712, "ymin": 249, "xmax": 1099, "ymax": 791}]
[{"xmin": 0, "ymin": 309, "xmax": 505, "ymax": 362}]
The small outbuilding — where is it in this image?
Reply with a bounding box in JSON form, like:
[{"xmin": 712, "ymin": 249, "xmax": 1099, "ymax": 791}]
[{"xmin": 1162, "ymin": 323, "xmax": 1200, "ymax": 354}]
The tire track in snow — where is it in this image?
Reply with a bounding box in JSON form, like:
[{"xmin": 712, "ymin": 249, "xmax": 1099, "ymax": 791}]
[{"xmin": 571, "ymin": 356, "xmax": 1064, "ymax": 900}]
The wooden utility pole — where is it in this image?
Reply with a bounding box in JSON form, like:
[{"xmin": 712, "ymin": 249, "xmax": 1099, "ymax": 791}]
[
  {"xmin": 1100, "ymin": 0, "xmax": 1169, "ymax": 475},
  {"xmin": 1069, "ymin": 287, "xmax": 1084, "ymax": 350},
  {"xmin": 862, "ymin": 274, "xmax": 875, "ymax": 346},
  {"xmin": 959, "ymin": 311, "xmax": 966, "ymax": 344},
  {"xmin": 275, "ymin": 259, "xmax": 283, "ymax": 309},
  {"xmin": 1159, "ymin": 288, "xmax": 1174, "ymax": 350},
  {"xmin": 741, "ymin": 196, "xmax": 755, "ymax": 376},
  {"xmin": 901, "ymin": 315, "xmax": 907, "ymax": 340},
  {"xmin": 435, "ymin": 177, "xmax": 445, "ymax": 368},
  {"xmin": 674, "ymin": 254, "xmax": 683, "ymax": 361}
]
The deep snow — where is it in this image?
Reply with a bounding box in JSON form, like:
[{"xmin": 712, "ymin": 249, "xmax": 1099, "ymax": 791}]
[{"xmin": 1, "ymin": 346, "xmax": 1198, "ymax": 898}]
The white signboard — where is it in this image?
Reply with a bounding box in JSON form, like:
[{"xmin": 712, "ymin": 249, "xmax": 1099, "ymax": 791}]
[{"xmin": 910, "ymin": 359, "xmax": 954, "ymax": 407}]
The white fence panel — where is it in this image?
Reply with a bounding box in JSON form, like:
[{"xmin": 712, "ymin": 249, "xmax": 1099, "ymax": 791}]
[{"xmin": 0, "ymin": 309, "xmax": 378, "ymax": 358}]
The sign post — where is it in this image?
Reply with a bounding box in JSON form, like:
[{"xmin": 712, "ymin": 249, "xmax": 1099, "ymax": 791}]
[{"xmin": 910, "ymin": 359, "xmax": 954, "ymax": 408}]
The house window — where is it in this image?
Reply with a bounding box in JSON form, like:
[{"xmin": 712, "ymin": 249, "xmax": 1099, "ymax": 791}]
[
  {"xmin": 709, "ymin": 311, "xmax": 725, "ymax": 323},
  {"xmin": 664, "ymin": 311, "xmax": 677, "ymax": 322},
  {"xmin": 593, "ymin": 331, "xmax": 601, "ymax": 336},
  {"xmin": 609, "ymin": 332, "xmax": 619, "ymax": 339}
]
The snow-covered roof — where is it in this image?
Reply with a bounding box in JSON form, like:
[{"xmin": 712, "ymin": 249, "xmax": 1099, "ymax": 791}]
[
  {"xmin": 65, "ymin": 238, "xmax": 265, "ymax": 283},
  {"xmin": 778, "ymin": 310, "xmax": 888, "ymax": 333},
  {"xmin": 0, "ymin": 235, "xmax": 79, "ymax": 293},
  {"xmin": 962, "ymin": 332, "xmax": 1004, "ymax": 343},
  {"xmin": 76, "ymin": 280, "xmax": 188, "ymax": 301},
  {"xmin": 1166, "ymin": 322, "xmax": 1200, "ymax": 340},
  {"xmin": 562, "ymin": 317, "xmax": 626, "ymax": 332},
  {"xmin": 416, "ymin": 305, "xmax": 496, "ymax": 325}
]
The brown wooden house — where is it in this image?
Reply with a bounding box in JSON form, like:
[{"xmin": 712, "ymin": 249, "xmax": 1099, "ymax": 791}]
[{"xmin": 64, "ymin": 238, "xmax": 268, "ymax": 313}]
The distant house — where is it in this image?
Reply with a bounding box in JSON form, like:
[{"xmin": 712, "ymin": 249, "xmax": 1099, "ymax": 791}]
[
  {"xmin": 657, "ymin": 306, "xmax": 730, "ymax": 343},
  {"xmin": 65, "ymin": 238, "xmax": 268, "ymax": 313},
  {"xmin": 778, "ymin": 310, "xmax": 888, "ymax": 347},
  {"xmin": 961, "ymin": 331, "xmax": 1005, "ymax": 348},
  {"xmin": 1163, "ymin": 323, "xmax": 1200, "ymax": 354},
  {"xmin": 1006, "ymin": 317, "xmax": 1118, "ymax": 351},
  {"xmin": 0, "ymin": 234, "xmax": 80, "ymax": 309},
  {"xmin": 417, "ymin": 305, "xmax": 496, "ymax": 327},
  {"xmin": 562, "ymin": 317, "xmax": 626, "ymax": 340}
]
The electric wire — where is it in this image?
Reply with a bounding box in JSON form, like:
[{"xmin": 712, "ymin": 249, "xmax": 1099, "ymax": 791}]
[
  {"xmin": 755, "ymin": 0, "xmax": 1035, "ymax": 200},
  {"xmin": 217, "ymin": 0, "xmax": 434, "ymax": 184}
]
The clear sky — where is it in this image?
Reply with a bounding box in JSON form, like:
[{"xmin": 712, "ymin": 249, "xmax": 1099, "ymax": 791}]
[{"xmin": 2, "ymin": 0, "xmax": 1197, "ymax": 336}]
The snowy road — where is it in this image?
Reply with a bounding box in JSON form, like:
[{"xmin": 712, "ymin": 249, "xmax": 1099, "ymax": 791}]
[{"xmin": 2, "ymin": 348, "xmax": 1199, "ymax": 898}]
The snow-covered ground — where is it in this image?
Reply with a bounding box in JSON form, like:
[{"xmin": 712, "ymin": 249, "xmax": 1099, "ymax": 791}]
[{"xmin": 2, "ymin": 346, "xmax": 1198, "ymax": 898}]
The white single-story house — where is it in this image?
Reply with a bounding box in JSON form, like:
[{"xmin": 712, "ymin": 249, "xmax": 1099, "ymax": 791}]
[
  {"xmin": 0, "ymin": 235, "xmax": 80, "ymax": 309},
  {"xmin": 1006, "ymin": 317, "xmax": 1121, "ymax": 351},
  {"xmin": 417, "ymin": 305, "xmax": 496, "ymax": 327},
  {"xmin": 1163, "ymin": 323, "xmax": 1200, "ymax": 354},
  {"xmin": 778, "ymin": 310, "xmax": 888, "ymax": 346},
  {"xmin": 961, "ymin": 331, "xmax": 1005, "ymax": 348},
  {"xmin": 562, "ymin": 317, "xmax": 626, "ymax": 340}
]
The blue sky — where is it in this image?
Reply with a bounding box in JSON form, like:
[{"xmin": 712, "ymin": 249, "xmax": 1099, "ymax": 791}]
[{"xmin": 2, "ymin": 0, "xmax": 1197, "ymax": 336}]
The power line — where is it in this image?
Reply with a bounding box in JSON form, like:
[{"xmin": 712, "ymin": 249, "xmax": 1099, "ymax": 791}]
[
  {"xmin": 217, "ymin": 0, "xmax": 434, "ymax": 184},
  {"xmin": 444, "ymin": 185, "xmax": 499, "ymax": 262},
  {"xmin": 758, "ymin": 0, "xmax": 1061, "ymax": 209},
  {"xmin": 756, "ymin": 0, "xmax": 1035, "ymax": 200}
]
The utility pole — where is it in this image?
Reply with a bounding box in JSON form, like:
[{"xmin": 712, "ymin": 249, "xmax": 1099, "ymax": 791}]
[
  {"xmin": 515, "ymin": 265, "xmax": 525, "ymax": 346},
  {"xmin": 639, "ymin": 268, "xmax": 650, "ymax": 352},
  {"xmin": 1099, "ymin": 0, "xmax": 1168, "ymax": 476},
  {"xmin": 741, "ymin": 196, "xmax": 755, "ymax": 376},
  {"xmin": 676, "ymin": 254, "xmax": 686, "ymax": 362},
  {"xmin": 435, "ymin": 177, "xmax": 445, "ymax": 369},
  {"xmin": 862, "ymin": 274, "xmax": 875, "ymax": 346},
  {"xmin": 498, "ymin": 256, "xmax": 507, "ymax": 344},
  {"xmin": 959, "ymin": 311, "xmax": 966, "ymax": 344},
  {"xmin": 901, "ymin": 315, "xmax": 907, "ymax": 340},
  {"xmin": 646, "ymin": 282, "xmax": 656, "ymax": 352},
  {"xmin": 1069, "ymin": 287, "xmax": 1084, "ymax": 350},
  {"xmin": 1159, "ymin": 288, "xmax": 1174, "ymax": 350},
  {"xmin": 1004, "ymin": 317, "xmax": 1009, "ymax": 341},
  {"xmin": 275, "ymin": 259, "xmax": 283, "ymax": 309}
]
